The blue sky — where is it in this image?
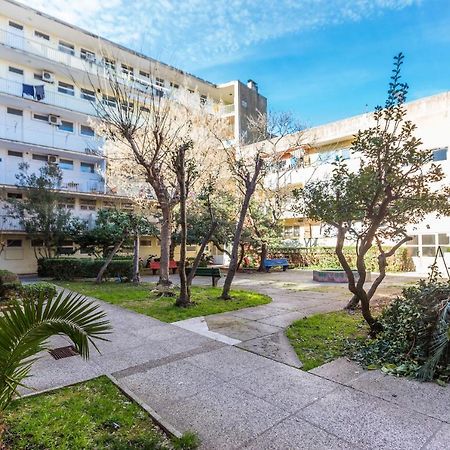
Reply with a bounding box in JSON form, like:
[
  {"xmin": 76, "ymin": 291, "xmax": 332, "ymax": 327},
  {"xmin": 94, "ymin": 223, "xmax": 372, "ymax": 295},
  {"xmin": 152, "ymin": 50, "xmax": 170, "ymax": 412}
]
[{"xmin": 24, "ymin": 0, "xmax": 450, "ymax": 126}]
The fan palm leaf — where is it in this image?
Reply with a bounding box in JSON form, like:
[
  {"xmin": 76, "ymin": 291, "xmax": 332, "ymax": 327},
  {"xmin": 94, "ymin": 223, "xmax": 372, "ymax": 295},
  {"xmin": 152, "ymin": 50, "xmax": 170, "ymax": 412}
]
[{"xmin": 0, "ymin": 290, "xmax": 111, "ymax": 411}]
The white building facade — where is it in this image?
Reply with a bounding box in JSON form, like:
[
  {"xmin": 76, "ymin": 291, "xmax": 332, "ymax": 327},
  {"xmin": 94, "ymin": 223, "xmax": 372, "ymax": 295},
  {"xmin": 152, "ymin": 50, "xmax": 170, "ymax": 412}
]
[{"xmin": 0, "ymin": 0, "xmax": 267, "ymax": 274}]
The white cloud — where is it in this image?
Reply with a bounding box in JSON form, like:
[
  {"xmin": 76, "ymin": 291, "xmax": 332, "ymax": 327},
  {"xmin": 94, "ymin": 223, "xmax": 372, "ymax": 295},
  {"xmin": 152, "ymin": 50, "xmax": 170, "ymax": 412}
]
[{"xmin": 20, "ymin": 0, "xmax": 421, "ymax": 70}]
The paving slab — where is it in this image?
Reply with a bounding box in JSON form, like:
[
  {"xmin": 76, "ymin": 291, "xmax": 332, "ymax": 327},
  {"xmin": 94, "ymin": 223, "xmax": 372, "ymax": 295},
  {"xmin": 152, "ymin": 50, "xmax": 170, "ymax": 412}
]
[
  {"xmin": 236, "ymin": 331, "xmax": 302, "ymax": 367},
  {"xmin": 298, "ymin": 386, "xmax": 442, "ymax": 450},
  {"xmin": 424, "ymin": 424, "xmax": 450, "ymax": 450},
  {"xmin": 242, "ymin": 415, "xmax": 358, "ymax": 449},
  {"xmin": 309, "ymin": 357, "xmax": 366, "ymax": 384},
  {"xmin": 209, "ymin": 320, "xmax": 282, "ymax": 341}
]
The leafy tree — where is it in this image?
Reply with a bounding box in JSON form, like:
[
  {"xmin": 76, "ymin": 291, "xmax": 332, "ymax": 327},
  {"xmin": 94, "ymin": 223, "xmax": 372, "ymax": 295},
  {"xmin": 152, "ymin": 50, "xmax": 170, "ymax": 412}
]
[
  {"xmin": 295, "ymin": 53, "xmax": 450, "ymax": 333},
  {"xmin": 7, "ymin": 162, "xmax": 85, "ymax": 258}
]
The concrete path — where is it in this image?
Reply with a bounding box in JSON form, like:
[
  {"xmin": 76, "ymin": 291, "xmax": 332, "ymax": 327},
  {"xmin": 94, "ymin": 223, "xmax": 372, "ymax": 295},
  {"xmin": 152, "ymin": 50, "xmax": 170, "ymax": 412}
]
[{"xmin": 23, "ymin": 289, "xmax": 449, "ymax": 450}]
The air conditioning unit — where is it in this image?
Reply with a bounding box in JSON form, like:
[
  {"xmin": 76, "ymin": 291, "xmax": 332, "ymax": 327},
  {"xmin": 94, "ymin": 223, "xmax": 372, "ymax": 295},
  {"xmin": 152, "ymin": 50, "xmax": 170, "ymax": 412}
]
[
  {"xmin": 42, "ymin": 70, "xmax": 55, "ymax": 83},
  {"xmin": 48, "ymin": 114, "xmax": 62, "ymax": 126},
  {"xmin": 48, "ymin": 155, "xmax": 59, "ymax": 164}
]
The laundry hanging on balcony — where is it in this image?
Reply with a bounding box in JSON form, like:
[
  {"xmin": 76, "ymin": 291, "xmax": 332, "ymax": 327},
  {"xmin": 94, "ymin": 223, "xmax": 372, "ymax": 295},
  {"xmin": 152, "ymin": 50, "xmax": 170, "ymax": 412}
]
[{"xmin": 22, "ymin": 84, "xmax": 45, "ymax": 101}]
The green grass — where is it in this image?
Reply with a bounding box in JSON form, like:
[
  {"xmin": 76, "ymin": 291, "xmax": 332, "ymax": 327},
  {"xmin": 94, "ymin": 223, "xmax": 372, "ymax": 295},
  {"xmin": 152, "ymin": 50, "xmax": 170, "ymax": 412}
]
[
  {"xmin": 286, "ymin": 311, "xmax": 368, "ymax": 371},
  {"xmin": 54, "ymin": 281, "xmax": 271, "ymax": 322},
  {"xmin": 2, "ymin": 376, "xmax": 197, "ymax": 450}
]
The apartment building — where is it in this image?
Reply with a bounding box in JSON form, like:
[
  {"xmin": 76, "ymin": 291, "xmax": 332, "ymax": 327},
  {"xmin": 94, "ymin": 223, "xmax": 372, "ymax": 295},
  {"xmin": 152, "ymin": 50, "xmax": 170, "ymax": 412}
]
[
  {"xmin": 0, "ymin": 0, "xmax": 267, "ymax": 274},
  {"xmin": 276, "ymin": 91, "xmax": 450, "ymax": 273}
]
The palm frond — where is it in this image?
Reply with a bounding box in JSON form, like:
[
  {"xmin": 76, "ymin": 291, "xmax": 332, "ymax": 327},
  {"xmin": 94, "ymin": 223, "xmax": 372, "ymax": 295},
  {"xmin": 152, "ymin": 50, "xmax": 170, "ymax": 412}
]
[{"xmin": 0, "ymin": 290, "xmax": 111, "ymax": 410}]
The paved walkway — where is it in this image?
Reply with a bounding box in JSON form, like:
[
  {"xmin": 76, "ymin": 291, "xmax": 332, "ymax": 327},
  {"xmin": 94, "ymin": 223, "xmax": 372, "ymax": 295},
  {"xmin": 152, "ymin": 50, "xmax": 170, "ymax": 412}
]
[{"xmin": 23, "ymin": 274, "xmax": 448, "ymax": 450}]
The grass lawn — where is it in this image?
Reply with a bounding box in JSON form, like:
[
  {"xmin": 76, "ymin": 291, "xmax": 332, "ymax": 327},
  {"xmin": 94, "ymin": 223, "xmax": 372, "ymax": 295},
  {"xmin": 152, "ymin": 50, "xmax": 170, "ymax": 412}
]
[
  {"xmin": 54, "ymin": 281, "xmax": 271, "ymax": 322},
  {"xmin": 2, "ymin": 376, "xmax": 198, "ymax": 450},
  {"xmin": 286, "ymin": 311, "xmax": 368, "ymax": 371}
]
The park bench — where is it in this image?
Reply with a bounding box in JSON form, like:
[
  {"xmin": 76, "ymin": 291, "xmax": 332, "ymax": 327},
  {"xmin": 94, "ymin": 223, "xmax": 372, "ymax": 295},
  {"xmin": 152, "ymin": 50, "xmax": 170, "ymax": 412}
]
[
  {"xmin": 264, "ymin": 258, "xmax": 289, "ymax": 272},
  {"xmin": 149, "ymin": 260, "xmax": 178, "ymax": 275},
  {"xmin": 185, "ymin": 266, "xmax": 222, "ymax": 286}
]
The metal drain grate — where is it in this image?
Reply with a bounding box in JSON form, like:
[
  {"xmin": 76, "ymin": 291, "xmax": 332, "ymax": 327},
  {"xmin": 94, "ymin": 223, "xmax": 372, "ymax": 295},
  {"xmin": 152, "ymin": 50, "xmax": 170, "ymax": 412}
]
[{"xmin": 49, "ymin": 345, "xmax": 78, "ymax": 360}]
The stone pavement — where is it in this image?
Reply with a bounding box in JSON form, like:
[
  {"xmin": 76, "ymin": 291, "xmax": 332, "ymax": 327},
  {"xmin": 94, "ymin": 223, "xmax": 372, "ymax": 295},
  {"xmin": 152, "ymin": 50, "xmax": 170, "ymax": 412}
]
[{"xmin": 22, "ymin": 286, "xmax": 449, "ymax": 450}]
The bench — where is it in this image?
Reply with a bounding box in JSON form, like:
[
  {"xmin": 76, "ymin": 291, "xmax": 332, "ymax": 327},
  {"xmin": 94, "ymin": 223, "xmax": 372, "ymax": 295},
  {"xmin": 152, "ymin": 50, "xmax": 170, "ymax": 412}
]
[
  {"xmin": 185, "ymin": 266, "xmax": 222, "ymax": 286},
  {"xmin": 264, "ymin": 258, "xmax": 289, "ymax": 272},
  {"xmin": 149, "ymin": 260, "xmax": 178, "ymax": 275}
]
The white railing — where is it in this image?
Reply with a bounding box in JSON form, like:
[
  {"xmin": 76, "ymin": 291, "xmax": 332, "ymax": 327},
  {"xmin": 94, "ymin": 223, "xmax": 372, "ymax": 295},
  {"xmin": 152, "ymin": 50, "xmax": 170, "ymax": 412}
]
[{"xmin": 0, "ymin": 76, "xmax": 97, "ymax": 116}]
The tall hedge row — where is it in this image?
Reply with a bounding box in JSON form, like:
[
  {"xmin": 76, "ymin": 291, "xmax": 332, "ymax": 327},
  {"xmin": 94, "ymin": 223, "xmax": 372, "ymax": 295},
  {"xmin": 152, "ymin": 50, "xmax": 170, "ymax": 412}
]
[
  {"xmin": 38, "ymin": 258, "xmax": 133, "ymax": 280},
  {"xmin": 268, "ymin": 246, "xmax": 414, "ymax": 272}
]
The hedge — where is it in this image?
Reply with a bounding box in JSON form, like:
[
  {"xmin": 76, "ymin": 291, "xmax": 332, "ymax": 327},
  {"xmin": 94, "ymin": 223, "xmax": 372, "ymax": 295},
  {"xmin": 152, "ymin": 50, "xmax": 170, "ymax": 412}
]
[
  {"xmin": 0, "ymin": 269, "xmax": 21, "ymax": 297},
  {"xmin": 268, "ymin": 246, "xmax": 414, "ymax": 272},
  {"xmin": 38, "ymin": 258, "xmax": 133, "ymax": 280}
]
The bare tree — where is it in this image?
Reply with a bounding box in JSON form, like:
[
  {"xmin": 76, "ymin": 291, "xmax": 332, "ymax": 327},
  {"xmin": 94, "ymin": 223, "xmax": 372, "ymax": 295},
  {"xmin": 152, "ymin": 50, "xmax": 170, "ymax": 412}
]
[{"xmin": 217, "ymin": 112, "xmax": 304, "ymax": 299}]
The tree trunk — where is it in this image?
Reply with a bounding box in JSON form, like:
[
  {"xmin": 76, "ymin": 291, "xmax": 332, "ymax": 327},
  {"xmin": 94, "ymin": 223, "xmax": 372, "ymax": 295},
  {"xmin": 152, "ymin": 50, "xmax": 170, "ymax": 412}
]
[
  {"xmin": 176, "ymin": 148, "xmax": 191, "ymax": 307},
  {"xmin": 96, "ymin": 239, "xmax": 124, "ymax": 283},
  {"xmin": 257, "ymin": 242, "xmax": 268, "ymax": 272},
  {"xmin": 187, "ymin": 222, "xmax": 218, "ymax": 286},
  {"xmin": 132, "ymin": 234, "xmax": 140, "ymax": 284},
  {"xmin": 158, "ymin": 205, "xmax": 172, "ymax": 286},
  {"xmin": 236, "ymin": 243, "xmax": 246, "ymax": 271},
  {"xmin": 221, "ymin": 193, "xmax": 253, "ymax": 299},
  {"xmin": 345, "ymin": 294, "xmax": 360, "ymax": 309}
]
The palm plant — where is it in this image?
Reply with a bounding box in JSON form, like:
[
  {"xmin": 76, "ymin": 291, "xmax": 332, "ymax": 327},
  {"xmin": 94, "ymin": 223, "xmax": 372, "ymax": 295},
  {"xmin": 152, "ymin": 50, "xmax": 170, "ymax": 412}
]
[{"xmin": 0, "ymin": 290, "xmax": 111, "ymax": 412}]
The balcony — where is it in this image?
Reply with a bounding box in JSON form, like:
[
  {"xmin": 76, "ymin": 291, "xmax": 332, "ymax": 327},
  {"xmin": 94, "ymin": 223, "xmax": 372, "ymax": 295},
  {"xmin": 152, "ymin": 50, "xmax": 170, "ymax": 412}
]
[
  {"xmin": 0, "ymin": 76, "xmax": 97, "ymax": 116},
  {"xmin": 0, "ymin": 215, "xmax": 23, "ymax": 232}
]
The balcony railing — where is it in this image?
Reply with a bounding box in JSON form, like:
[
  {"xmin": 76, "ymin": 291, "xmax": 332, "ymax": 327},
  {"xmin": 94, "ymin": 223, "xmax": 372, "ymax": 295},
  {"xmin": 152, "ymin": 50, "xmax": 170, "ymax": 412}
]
[
  {"xmin": 0, "ymin": 215, "xmax": 24, "ymax": 232},
  {"xmin": 0, "ymin": 76, "xmax": 97, "ymax": 116}
]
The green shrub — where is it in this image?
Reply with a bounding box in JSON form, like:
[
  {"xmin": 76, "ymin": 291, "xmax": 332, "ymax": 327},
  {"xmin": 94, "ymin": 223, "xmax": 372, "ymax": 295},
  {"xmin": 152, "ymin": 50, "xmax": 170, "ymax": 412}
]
[
  {"xmin": 353, "ymin": 280, "xmax": 450, "ymax": 382},
  {"xmin": 37, "ymin": 258, "xmax": 133, "ymax": 281},
  {"xmin": 0, "ymin": 269, "xmax": 21, "ymax": 298},
  {"xmin": 20, "ymin": 282, "xmax": 57, "ymax": 302},
  {"xmin": 269, "ymin": 246, "xmax": 414, "ymax": 272}
]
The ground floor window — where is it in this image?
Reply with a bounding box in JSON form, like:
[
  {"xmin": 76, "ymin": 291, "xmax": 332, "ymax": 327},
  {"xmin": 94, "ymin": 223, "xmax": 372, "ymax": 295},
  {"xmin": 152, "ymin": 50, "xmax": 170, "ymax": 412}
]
[{"xmin": 406, "ymin": 233, "xmax": 449, "ymax": 258}]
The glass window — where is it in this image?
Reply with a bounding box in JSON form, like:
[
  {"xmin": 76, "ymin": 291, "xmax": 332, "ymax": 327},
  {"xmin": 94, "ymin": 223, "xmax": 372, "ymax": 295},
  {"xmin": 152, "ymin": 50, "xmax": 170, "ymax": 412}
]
[
  {"xmin": 58, "ymin": 121, "xmax": 74, "ymax": 132},
  {"xmin": 80, "ymin": 162, "xmax": 95, "ymax": 173},
  {"xmin": 34, "ymin": 73, "xmax": 43, "ymax": 81},
  {"xmin": 80, "ymin": 49, "xmax": 95, "ymax": 61},
  {"xmin": 9, "ymin": 21, "xmax": 23, "ymax": 31},
  {"xmin": 59, "ymin": 159, "xmax": 73, "ymax": 170},
  {"xmin": 408, "ymin": 234, "xmax": 419, "ymax": 245},
  {"xmin": 155, "ymin": 77, "xmax": 164, "ymax": 87},
  {"xmin": 407, "ymin": 247, "xmax": 419, "ymax": 257},
  {"xmin": 103, "ymin": 58, "xmax": 116, "ymax": 70},
  {"xmin": 80, "ymin": 199, "xmax": 96, "ymax": 211},
  {"xmin": 7, "ymin": 239, "xmax": 22, "ymax": 247},
  {"xmin": 170, "ymin": 82, "xmax": 179, "ymax": 89},
  {"xmin": 7, "ymin": 107, "xmax": 22, "ymax": 116},
  {"xmin": 32, "ymin": 153, "xmax": 47, "ymax": 162},
  {"xmin": 58, "ymin": 41, "xmax": 75, "ymax": 55},
  {"xmin": 141, "ymin": 239, "xmax": 152, "ymax": 246},
  {"xmin": 433, "ymin": 148, "xmax": 447, "ymax": 162},
  {"xmin": 59, "ymin": 198, "xmax": 75, "ymax": 209},
  {"xmin": 8, "ymin": 150, "xmax": 23, "ymax": 157},
  {"xmin": 35, "ymin": 30, "xmax": 50, "ymax": 41},
  {"xmin": 102, "ymin": 95, "xmax": 117, "ymax": 108},
  {"xmin": 31, "ymin": 239, "xmax": 44, "ymax": 247},
  {"xmin": 7, "ymin": 192, "xmax": 22, "ymax": 199},
  {"xmin": 438, "ymin": 234, "xmax": 449, "ymax": 245},
  {"xmin": 422, "ymin": 247, "xmax": 436, "ymax": 257},
  {"xmin": 9, "ymin": 66, "xmax": 23, "ymax": 75},
  {"xmin": 81, "ymin": 88, "xmax": 95, "ymax": 101},
  {"xmin": 80, "ymin": 125, "xmax": 95, "ymax": 137},
  {"xmin": 139, "ymin": 70, "xmax": 150, "ymax": 79},
  {"xmin": 422, "ymin": 234, "xmax": 436, "ymax": 246},
  {"xmin": 121, "ymin": 64, "xmax": 134, "ymax": 77},
  {"xmin": 58, "ymin": 81, "xmax": 75, "ymax": 96},
  {"xmin": 33, "ymin": 113, "xmax": 48, "ymax": 122}
]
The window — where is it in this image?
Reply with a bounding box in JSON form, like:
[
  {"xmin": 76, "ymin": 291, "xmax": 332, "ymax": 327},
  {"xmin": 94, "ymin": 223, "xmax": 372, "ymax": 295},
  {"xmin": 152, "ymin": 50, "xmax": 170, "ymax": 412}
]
[
  {"xmin": 422, "ymin": 234, "xmax": 436, "ymax": 246},
  {"xmin": 103, "ymin": 58, "xmax": 116, "ymax": 70},
  {"xmin": 422, "ymin": 247, "xmax": 436, "ymax": 257},
  {"xmin": 7, "ymin": 239, "xmax": 22, "ymax": 248},
  {"xmin": 59, "ymin": 197, "xmax": 75, "ymax": 209},
  {"xmin": 80, "ymin": 48, "xmax": 95, "ymax": 61},
  {"xmin": 32, "ymin": 153, "xmax": 48, "ymax": 162},
  {"xmin": 139, "ymin": 70, "xmax": 150, "ymax": 79},
  {"xmin": 188, "ymin": 89, "xmax": 194, "ymax": 94},
  {"xmin": 80, "ymin": 125, "xmax": 95, "ymax": 137},
  {"xmin": 200, "ymin": 94, "xmax": 207, "ymax": 105},
  {"xmin": 7, "ymin": 107, "xmax": 22, "ymax": 116},
  {"xmin": 59, "ymin": 159, "xmax": 73, "ymax": 170},
  {"xmin": 140, "ymin": 105, "xmax": 150, "ymax": 113},
  {"xmin": 59, "ymin": 40, "xmax": 75, "ymax": 55},
  {"xmin": 121, "ymin": 64, "xmax": 134, "ymax": 77},
  {"xmin": 121, "ymin": 202, "xmax": 133, "ymax": 211},
  {"xmin": 58, "ymin": 121, "xmax": 74, "ymax": 132},
  {"xmin": 81, "ymin": 88, "xmax": 95, "ymax": 101},
  {"xmin": 8, "ymin": 150, "xmax": 23, "ymax": 158},
  {"xmin": 438, "ymin": 234, "xmax": 449, "ymax": 245},
  {"xmin": 433, "ymin": 147, "xmax": 447, "ymax": 162},
  {"xmin": 9, "ymin": 21, "xmax": 23, "ymax": 31},
  {"xmin": 80, "ymin": 162, "xmax": 95, "ymax": 173},
  {"xmin": 7, "ymin": 192, "xmax": 22, "ymax": 199},
  {"xmin": 102, "ymin": 95, "xmax": 117, "ymax": 108},
  {"xmin": 58, "ymin": 81, "xmax": 75, "ymax": 96},
  {"xmin": 9, "ymin": 66, "xmax": 23, "ymax": 75},
  {"xmin": 80, "ymin": 199, "xmax": 96, "ymax": 211},
  {"xmin": 170, "ymin": 82, "xmax": 179, "ymax": 89},
  {"xmin": 155, "ymin": 77, "xmax": 164, "ymax": 87},
  {"xmin": 187, "ymin": 246, "xmax": 197, "ymax": 251},
  {"xmin": 34, "ymin": 73, "xmax": 43, "ymax": 81},
  {"xmin": 34, "ymin": 30, "xmax": 50, "ymax": 41},
  {"xmin": 141, "ymin": 239, "xmax": 152, "ymax": 246},
  {"xmin": 31, "ymin": 239, "xmax": 44, "ymax": 247},
  {"xmin": 33, "ymin": 113, "xmax": 48, "ymax": 122}
]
